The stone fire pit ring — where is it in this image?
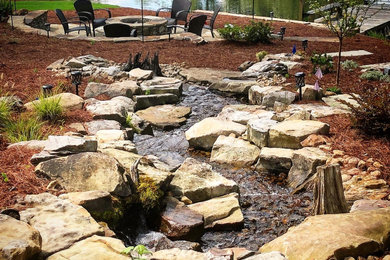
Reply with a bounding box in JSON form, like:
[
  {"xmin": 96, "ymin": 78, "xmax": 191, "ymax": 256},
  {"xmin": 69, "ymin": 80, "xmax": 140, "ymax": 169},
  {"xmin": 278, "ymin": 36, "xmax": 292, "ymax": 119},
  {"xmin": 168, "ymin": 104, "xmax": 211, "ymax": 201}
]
[{"xmin": 106, "ymin": 15, "xmax": 168, "ymax": 36}]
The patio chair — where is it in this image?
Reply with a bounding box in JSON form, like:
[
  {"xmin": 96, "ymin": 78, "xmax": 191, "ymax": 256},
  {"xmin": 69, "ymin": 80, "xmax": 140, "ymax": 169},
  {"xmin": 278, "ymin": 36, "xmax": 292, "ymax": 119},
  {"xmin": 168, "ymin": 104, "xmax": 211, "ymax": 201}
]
[
  {"xmin": 103, "ymin": 23, "xmax": 137, "ymax": 37},
  {"xmin": 168, "ymin": 14, "xmax": 207, "ymax": 39},
  {"xmin": 74, "ymin": 0, "xmax": 112, "ymax": 36},
  {"xmin": 55, "ymin": 9, "xmax": 91, "ymax": 36},
  {"xmin": 203, "ymin": 6, "xmax": 221, "ymax": 38},
  {"xmin": 156, "ymin": 0, "xmax": 191, "ymax": 32}
]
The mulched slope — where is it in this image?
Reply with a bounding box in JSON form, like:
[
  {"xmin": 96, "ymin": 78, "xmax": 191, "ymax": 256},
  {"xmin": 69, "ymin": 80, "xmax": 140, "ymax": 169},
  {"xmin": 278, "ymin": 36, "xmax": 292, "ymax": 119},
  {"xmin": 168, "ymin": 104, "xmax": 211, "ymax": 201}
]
[{"xmin": 0, "ymin": 8, "xmax": 389, "ymax": 208}]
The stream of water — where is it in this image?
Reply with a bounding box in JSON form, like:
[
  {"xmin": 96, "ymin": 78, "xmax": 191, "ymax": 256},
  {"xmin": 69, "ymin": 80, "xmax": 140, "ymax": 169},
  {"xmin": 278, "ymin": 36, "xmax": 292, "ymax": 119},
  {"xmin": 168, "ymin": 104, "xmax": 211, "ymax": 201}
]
[{"xmin": 132, "ymin": 84, "xmax": 312, "ymax": 251}]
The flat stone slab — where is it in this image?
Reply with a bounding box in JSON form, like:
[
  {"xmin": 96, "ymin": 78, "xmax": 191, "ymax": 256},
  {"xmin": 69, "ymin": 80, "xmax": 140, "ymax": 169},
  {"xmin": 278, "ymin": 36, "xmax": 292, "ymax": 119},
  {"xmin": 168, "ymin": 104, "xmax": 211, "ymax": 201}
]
[
  {"xmin": 360, "ymin": 62, "xmax": 390, "ymax": 71},
  {"xmin": 217, "ymin": 105, "xmax": 272, "ymax": 125},
  {"xmin": 247, "ymin": 118, "xmax": 278, "ymax": 148},
  {"xmin": 140, "ymin": 77, "xmax": 183, "ymax": 96},
  {"xmin": 85, "ymin": 96, "xmax": 135, "ymax": 123},
  {"xmin": 135, "ymin": 105, "xmax": 191, "ymax": 129},
  {"xmin": 134, "ymin": 93, "xmax": 179, "ymax": 111},
  {"xmin": 287, "ymin": 104, "xmax": 350, "ymax": 118},
  {"xmin": 180, "ymin": 68, "xmax": 242, "ymax": 84},
  {"xmin": 256, "ymin": 147, "xmax": 294, "ymax": 173},
  {"xmin": 43, "ymin": 135, "xmax": 97, "ymax": 155},
  {"xmin": 322, "ymin": 94, "xmax": 360, "ymax": 111},
  {"xmin": 84, "ymin": 80, "xmax": 141, "ymax": 99},
  {"xmin": 85, "ymin": 120, "xmax": 122, "ymax": 135},
  {"xmin": 326, "ymin": 50, "xmax": 373, "ymax": 57},
  {"xmin": 209, "ymin": 79, "xmax": 257, "ymax": 95}
]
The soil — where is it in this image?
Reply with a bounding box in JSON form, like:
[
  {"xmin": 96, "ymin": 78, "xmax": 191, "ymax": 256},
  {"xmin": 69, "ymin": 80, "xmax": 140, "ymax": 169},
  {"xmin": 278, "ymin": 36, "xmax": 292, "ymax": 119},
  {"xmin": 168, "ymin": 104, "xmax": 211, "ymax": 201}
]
[{"xmin": 0, "ymin": 8, "xmax": 389, "ymax": 209}]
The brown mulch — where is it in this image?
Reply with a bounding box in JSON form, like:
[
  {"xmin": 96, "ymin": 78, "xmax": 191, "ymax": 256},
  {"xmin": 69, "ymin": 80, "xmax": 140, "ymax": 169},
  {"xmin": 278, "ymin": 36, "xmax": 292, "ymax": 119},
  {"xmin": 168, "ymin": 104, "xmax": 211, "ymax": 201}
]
[{"xmin": 0, "ymin": 8, "xmax": 389, "ymax": 208}]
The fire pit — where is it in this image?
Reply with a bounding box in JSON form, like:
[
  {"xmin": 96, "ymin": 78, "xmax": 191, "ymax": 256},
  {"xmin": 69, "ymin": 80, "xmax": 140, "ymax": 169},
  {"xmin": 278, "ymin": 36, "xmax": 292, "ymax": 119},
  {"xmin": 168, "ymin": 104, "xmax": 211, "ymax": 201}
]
[{"xmin": 106, "ymin": 16, "xmax": 168, "ymax": 36}]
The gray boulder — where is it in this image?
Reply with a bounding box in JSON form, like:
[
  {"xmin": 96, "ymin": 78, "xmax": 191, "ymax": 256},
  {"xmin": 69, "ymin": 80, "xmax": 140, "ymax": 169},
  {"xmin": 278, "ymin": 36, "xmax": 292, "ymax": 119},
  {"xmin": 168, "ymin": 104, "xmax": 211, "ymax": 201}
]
[
  {"xmin": 217, "ymin": 104, "xmax": 272, "ymax": 125},
  {"xmin": 255, "ymin": 147, "xmax": 294, "ymax": 173},
  {"xmin": 85, "ymin": 120, "xmax": 122, "ymax": 135},
  {"xmin": 209, "ymin": 79, "xmax": 257, "ymax": 95},
  {"xmin": 140, "ymin": 77, "xmax": 183, "ymax": 96},
  {"xmin": 135, "ymin": 105, "xmax": 191, "ymax": 129},
  {"xmin": 247, "ymin": 118, "xmax": 278, "ymax": 148},
  {"xmin": 248, "ymin": 85, "xmax": 283, "ymax": 105},
  {"xmin": 84, "ymin": 80, "xmax": 141, "ymax": 99},
  {"xmin": 85, "ymin": 96, "xmax": 135, "ymax": 123},
  {"xmin": 134, "ymin": 93, "xmax": 179, "ymax": 111}
]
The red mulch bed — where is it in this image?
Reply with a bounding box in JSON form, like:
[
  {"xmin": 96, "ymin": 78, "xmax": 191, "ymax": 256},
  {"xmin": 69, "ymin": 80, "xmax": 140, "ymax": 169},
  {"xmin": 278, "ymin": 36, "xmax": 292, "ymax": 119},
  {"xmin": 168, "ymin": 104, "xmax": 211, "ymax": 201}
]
[{"xmin": 0, "ymin": 8, "xmax": 389, "ymax": 208}]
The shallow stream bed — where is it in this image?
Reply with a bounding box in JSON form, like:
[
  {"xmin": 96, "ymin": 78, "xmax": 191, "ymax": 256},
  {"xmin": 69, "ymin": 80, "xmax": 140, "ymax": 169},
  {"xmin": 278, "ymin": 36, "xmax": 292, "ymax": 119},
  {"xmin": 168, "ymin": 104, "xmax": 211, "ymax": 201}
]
[{"xmin": 133, "ymin": 84, "xmax": 312, "ymax": 251}]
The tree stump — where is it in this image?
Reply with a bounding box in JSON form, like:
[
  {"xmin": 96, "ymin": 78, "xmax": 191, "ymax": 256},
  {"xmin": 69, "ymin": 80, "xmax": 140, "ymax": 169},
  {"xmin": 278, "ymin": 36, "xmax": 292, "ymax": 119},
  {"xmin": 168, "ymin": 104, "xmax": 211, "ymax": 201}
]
[
  {"xmin": 314, "ymin": 164, "xmax": 348, "ymax": 215},
  {"xmin": 122, "ymin": 52, "xmax": 162, "ymax": 76}
]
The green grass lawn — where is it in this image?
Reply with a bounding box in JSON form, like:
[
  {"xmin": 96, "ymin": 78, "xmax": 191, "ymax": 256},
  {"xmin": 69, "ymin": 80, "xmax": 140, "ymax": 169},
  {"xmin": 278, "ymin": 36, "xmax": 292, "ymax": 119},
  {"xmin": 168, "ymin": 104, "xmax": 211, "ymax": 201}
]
[{"xmin": 15, "ymin": 0, "xmax": 118, "ymax": 11}]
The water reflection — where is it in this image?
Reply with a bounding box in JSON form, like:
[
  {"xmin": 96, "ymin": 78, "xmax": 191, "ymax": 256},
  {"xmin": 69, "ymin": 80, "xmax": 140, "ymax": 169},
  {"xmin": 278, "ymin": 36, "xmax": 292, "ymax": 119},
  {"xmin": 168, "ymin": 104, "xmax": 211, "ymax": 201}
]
[{"xmin": 94, "ymin": 0, "xmax": 306, "ymax": 20}]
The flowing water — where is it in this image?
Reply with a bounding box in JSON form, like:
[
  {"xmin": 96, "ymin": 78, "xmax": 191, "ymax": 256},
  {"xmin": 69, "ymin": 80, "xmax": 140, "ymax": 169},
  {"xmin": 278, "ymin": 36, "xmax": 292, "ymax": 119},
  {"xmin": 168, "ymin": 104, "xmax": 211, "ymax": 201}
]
[{"xmin": 132, "ymin": 84, "xmax": 312, "ymax": 251}]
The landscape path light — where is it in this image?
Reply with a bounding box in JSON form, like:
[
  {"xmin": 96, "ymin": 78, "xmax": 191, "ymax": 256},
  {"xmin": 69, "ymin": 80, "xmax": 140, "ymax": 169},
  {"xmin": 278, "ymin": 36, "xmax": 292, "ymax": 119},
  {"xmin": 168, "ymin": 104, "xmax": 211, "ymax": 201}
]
[
  {"xmin": 44, "ymin": 23, "xmax": 50, "ymax": 38},
  {"xmin": 279, "ymin": 27, "xmax": 286, "ymax": 40},
  {"xmin": 302, "ymin": 39, "xmax": 308, "ymax": 51},
  {"xmin": 270, "ymin": 11, "xmax": 274, "ymax": 21},
  {"xmin": 295, "ymin": 72, "xmax": 305, "ymax": 101},
  {"xmin": 384, "ymin": 67, "xmax": 390, "ymax": 75},
  {"xmin": 42, "ymin": 84, "xmax": 53, "ymax": 97},
  {"xmin": 71, "ymin": 71, "xmax": 82, "ymax": 96}
]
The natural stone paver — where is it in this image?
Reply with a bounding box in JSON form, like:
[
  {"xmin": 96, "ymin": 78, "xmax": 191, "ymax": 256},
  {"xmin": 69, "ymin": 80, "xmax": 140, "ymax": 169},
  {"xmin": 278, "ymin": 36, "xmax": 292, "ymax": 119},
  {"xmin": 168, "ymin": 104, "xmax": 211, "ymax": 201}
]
[
  {"xmin": 85, "ymin": 120, "xmax": 122, "ymax": 135},
  {"xmin": 0, "ymin": 214, "xmax": 42, "ymax": 260},
  {"xmin": 95, "ymin": 129, "xmax": 127, "ymax": 143},
  {"xmin": 129, "ymin": 68, "xmax": 153, "ymax": 80},
  {"xmin": 217, "ymin": 104, "xmax": 272, "ymax": 125},
  {"xmin": 135, "ymin": 105, "xmax": 191, "ymax": 129},
  {"xmin": 209, "ymin": 79, "xmax": 257, "ymax": 95},
  {"xmin": 188, "ymin": 193, "xmax": 244, "ymax": 229},
  {"xmin": 268, "ymin": 120, "xmax": 330, "ymax": 149},
  {"xmin": 247, "ymin": 118, "xmax": 278, "ymax": 148},
  {"xmin": 35, "ymin": 152, "xmax": 132, "ymax": 196},
  {"xmin": 180, "ymin": 68, "xmax": 242, "ymax": 84},
  {"xmin": 210, "ymin": 135, "xmax": 261, "ymax": 167},
  {"xmin": 47, "ymin": 235, "xmax": 128, "ymax": 260},
  {"xmin": 24, "ymin": 93, "xmax": 84, "ymax": 111},
  {"xmin": 322, "ymin": 94, "xmax": 360, "ymax": 111},
  {"xmin": 134, "ymin": 93, "xmax": 179, "ymax": 110},
  {"xmin": 19, "ymin": 193, "xmax": 104, "ymax": 256},
  {"xmin": 84, "ymin": 80, "xmax": 141, "ymax": 99},
  {"xmin": 287, "ymin": 147, "xmax": 329, "ymax": 189},
  {"xmin": 140, "ymin": 77, "xmax": 183, "ymax": 96},
  {"xmin": 287, "ymin": 104, "xmax": 350, "ymax": 118},
  {"xmin": 326, "ymin": 50, "xmax": 373, "ymax": 57},
  {"xmin": 85, "ymin": 96, "xmax": 135, "ymax": 123},
  {"xmin": 170, "ymin": 158, "xmax": 239, "ymax": 203},
  {"xmin": 185, "ymin": 117, "xmax": 247, "ymax": 150},
  {"xmin": 260, "ymin": 208, "xmax": 390, "ymax": 260},
  {"xmin": 256, "ymin": 147, "xmax": 294, "ymax": 173}
]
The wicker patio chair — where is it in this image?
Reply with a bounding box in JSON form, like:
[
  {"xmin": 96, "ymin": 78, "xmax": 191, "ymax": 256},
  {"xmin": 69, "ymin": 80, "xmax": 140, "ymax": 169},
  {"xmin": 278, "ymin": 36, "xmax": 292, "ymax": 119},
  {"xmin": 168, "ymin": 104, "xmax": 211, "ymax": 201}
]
[
  {"xmin": 203, "ymin": 6, "xmax": 221, "ymax": 38},
  {"xmin": 156, "ymin": 0, "xmax": 191, "ymax": 33},
  {"xmin": 55, "ymin": 9, "xmax": 91, "ymax": 36},
  {"xmin": 74, "ymin": 0, "xmax": 111, "ymax": 36}
]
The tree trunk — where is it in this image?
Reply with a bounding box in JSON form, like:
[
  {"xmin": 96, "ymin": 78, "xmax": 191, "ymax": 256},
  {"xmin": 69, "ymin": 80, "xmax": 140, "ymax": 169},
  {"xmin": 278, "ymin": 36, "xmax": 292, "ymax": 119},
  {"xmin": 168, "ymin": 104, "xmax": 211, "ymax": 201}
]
[
  {"xmin": 336, "ymin": 37, "xmax": 343, "ymax": 86},
  {"xmin": 314, "ymin": 164, "xmax": 348, "ymax": 215}
]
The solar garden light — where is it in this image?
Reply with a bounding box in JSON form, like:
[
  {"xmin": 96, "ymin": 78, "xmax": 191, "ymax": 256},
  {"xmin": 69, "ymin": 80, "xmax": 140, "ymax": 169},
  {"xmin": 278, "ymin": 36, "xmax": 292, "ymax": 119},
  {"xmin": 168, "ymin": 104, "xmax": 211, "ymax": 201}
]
[
  {"xmin": 42, "ymin": 84, "xmax": 53, "ymax": 97},
  {"xmin": 295, "ymin": 72, "xmax": 305, "ymax": 100},
  {"xmin": 384, "ymin": 67, "xmax": 390, "ymax": 75},
  {"xmin": 70, "ymin": 71, "xmax": 82, "ymax": 96},
  {"xmin": 279, "ymin": 27, "xmax": 286, "ymax": 40},
  {"xmin": 302, "ymin": 39, "xmax": 308, "ymax": 51},
  {"xmin": 44, "ymin": 23, "xmax": 50, "ymax": 38},
  {"xmin": 270, "ymin": 11, "xmax": 274, "ymax": 21}
]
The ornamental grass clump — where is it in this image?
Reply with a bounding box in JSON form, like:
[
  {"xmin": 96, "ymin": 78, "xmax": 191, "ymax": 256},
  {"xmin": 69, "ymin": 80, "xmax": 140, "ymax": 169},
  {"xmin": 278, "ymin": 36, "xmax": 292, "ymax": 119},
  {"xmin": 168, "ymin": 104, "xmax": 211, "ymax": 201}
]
[
  {"xmin": 33, "ymin": 94, "xmax": 63, "ymax": 122},
  {"xmin": 0, "ymin": 99, "xmax": 11, "ymax": 128},
  {"xmin": 341, "ymin": 60, "xmax": 358, "ymax": 71},
  {"xmin": 4, "ymin": 117, "xmax": 43, "ymax": 143},
  {"xmin": 360, "ymin": 70, "xmax": 390, "ymax": 82},
  {"xmin": 218, "ymin": 21, "xmax": 272, "ymax": 44}
]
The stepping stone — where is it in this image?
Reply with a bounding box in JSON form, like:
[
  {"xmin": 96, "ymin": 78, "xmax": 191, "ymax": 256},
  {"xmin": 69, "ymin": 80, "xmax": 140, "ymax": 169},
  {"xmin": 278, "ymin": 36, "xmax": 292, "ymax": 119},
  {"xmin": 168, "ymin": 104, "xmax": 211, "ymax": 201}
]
[
  {"xmin": 170, "ymin": 158, "xmax": 239, "ymax": 203},
  {"xmin": 248, "ymin": 85, "xmax": 283, "ymax": 105},
  {"xmin": 210, "ymin": 135, "xmax": 260, "ymax": 167},
  {"xmin": 209, "ymin": 79, "xmax": 257, "ymax": 95},
  {"xmin": 0, "ymin": 214, "xmax": 41, "ymax": 260},
  {"xmin": 180, "ymin": 68, "xmax": 241, "ymax": 84},
  {"xmin": 287, "ymin": 104, "xmax": 350, "ymax": 118},
  {"xmin": 187, "ymin": 193, "xmax": 244, "ymax": 229},
  {"xmin": 129, "ymin": 68, "xmax": 153, "ymax": 80},
  {"xmin": 85, "ymin": 120, "xmax": 122, "ymax": 135},
  {"xmin": 85, "ymin": 96, "xmax": 135, "ymax": 123},
  {"xmin": 47, "ymin": 236, "xmax": 128, "ymax": 260},
  {"xmin": 247, "ymin": 118, "xmax": 278, "ymax": 148},
  {"xmin": 43, "ymin": 135, "xmax": 98, "ymax": 155},
  {"xmin": 217, "ymin": 104, "xmax": 272, "ymax": 125},
  {"xmin": 326, "ymin": 50, "xmax": 373, "ymax": 57},
  {"xmin": 260, "ymin": 208, "xmax": 390, "ymax": 260},
  {"xmin": 134, "ymin": 93, "xmax": 179, "ymax": 111},
  {"xmin": 322, "ymin": 94, "xmax": 360, "ymax": 111},
  {"xmin": 95, "ymin": 129, "xmax": 127, "ymax": 143},
  {"xmin": 140, "ymin": 77, "xmax": 183, "ymax": 96},
  {"xmin": 35, "ymin": 152, "xmax": 132, "ymax": 196},
  {"xmin": 185, "ymin": 117, "xmax": 246, "ymax": 151},
  {"xmin": 268, "ymin": 120, "xmax": 330, "ymax": 149},
  {"xmin": 84, "ymin": 80, "xmax": 141, "ymax": 99},
  {"xmin": 24, "ymin": 93, "xmax": 84, "ymax": 111},
  {"xmin": 256, "ymin": 147, "xmax": 294, "ymax": 173},
  {"xmin": 20, "ymin": 193, "xmax": 103, "ymax": 257},
  {"xmin": 135, "ymin": 105, "xmax": 191, "ymax": 129}
]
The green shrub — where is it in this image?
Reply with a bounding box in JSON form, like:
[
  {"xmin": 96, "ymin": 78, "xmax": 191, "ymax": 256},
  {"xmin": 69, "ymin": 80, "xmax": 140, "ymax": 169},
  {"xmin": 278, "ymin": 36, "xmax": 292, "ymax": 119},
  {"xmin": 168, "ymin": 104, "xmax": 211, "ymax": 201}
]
[
  {"xmin": 218, "ymin": 21, "xmax": 272, "ymax": 44},
  {"xmin": 4, "ymin": 117, "xmax": 43, "ymax": 143},
  {"xmin": 33, "ymin": 94, "xmax": 63, "ymax": 122},
  {"xmin": 137, "ymin": 176, "xmax": 163, "ymax": 211},
  {"xmin": 360, "ymin": 70, "xmax": 383, "ymax": 81},
  {"xmin": 341, "ymin": 84, "xmax": 390, "ymax": 136},
  {"xmin": 367, "ymin": 31, "xmax": 387, "ymax": 41},
  {"xmin": 327, "ymin": 86, "xmax": 342, "ymax": 94},
  {"xmin": 256, "ymin": 51, "xmax": 268, "ymax": 61},
  {"xmin": 341, "ymin": 60, "xmax": 358, "ymax": 71},
  {"xmin": 0, "ymin": 0, "xmax": 12, "ymax": 19},
  {"xmin": 310, "ymin": 52, "xmax": 333, "ymax": 73},
  {"xmin": 121, "ymin": 244, "xmax": 152, "ymax": 259},
  {"xmin": 0, "ymin": 99, "xmax": 11, "ymax": 128}
]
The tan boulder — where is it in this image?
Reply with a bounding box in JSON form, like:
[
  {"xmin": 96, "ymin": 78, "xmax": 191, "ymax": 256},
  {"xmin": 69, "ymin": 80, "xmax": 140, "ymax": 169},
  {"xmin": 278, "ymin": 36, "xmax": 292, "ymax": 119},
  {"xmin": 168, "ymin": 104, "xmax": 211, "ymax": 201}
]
[{"xmin": 25, "ymin": 93, "xmax": 83, "ymax": 111}]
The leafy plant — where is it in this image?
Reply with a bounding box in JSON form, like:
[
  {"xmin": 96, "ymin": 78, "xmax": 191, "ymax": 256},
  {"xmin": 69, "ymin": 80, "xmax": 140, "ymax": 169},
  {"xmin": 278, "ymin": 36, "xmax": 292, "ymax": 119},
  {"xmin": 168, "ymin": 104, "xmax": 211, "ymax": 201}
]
[
  {"xmin": 340, "ymin": 83, "xmax": 390, "ymax": 136},
  {"xmin": 341, "ymin": 60, "xmax": 358, "ymax": 71},
  {"xmin": 144, "ymin": 89, "xmax": 151, "ymax": 95},
  {"xmin": 326, "ymin": 86, "xmax": 342, "ymax": 94},
  {"xmin": 137, "ymin": 176, "xmax": 163, "ymax": 211},
  {"xmin": 360, "ymin": 70, "xmax": 384, "ymax": 81},
  {"xmin": 367, "ymin": 31, "xmax": 387, "ymax": 41},
  {"xmin": 255, "ymin": 50, "xmax": 268, "ymax": 61},
  {"xmin": 1, "ymin": 172, "xmax": 8, "ymax": 182},
  {"xmin": 218, "ymin": 21, "xmax": 272, "ymax": 44},
  {"xmin": 33, "ymin": 94, "xmax": 63, "ymax": 122},
  {"xmin": 4, "ymin": 117, "xmax": 43, "ymax": 143},
  {"xmin": 0, "ymin": 98, "xmax": 11, "ymax": 128},
  {"xmin": 121, "ymin": 244, "xmax": 152, "ymax": 260},
  {"xmin": 0, "ymin": 0, "xmax": 12, "ymax": 20},
  {"xmin": 310, "ymin": 52, "xmax": 333, "ymax": 73}
]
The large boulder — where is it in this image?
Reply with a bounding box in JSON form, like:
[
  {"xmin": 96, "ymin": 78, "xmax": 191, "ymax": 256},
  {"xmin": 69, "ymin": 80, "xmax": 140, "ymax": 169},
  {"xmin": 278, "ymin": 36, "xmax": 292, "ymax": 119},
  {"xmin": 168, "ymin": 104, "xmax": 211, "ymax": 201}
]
[
  {"xmin": 47, "ymin": 235, "xmax": 128, "ymax": 260},
  {"xmin": 35, "ymin": 152, "xmax": 132, "ymax": 196},
  {"xmin": 85, "ymin": 120, "xmax": 122, "ymax": 135},
  {"xmin": 261, "ymin": 91, "xmax": 296, "ymax": 108},
  {"xmin": 170, "ymin": 158, "xmax": 239, "ymax": 203},
  {"xmin": 24, "ymin": 93, "xmax": 84, "ymax": 111},
  {"xmin": 43, "ymin": 135, "xmax": 97, "ymax": 155},
  {"xmin": 217, "ymin": 105, "xmax": 273, "ymax": 125},
  {"xmin": 209, "ymin": 79, "xmax": 257, "ymax": 95},
  {"xmin": 129, "ymin": 68, "xmax": 153, "ymax": 81},
  {"xmin": 188, "ymin": 193, "xmax": 244, "ymax": 230},
  {"xmin": 185, "ymin": 117, "xmax": 246, "ymax": 150},
  {"xmin": 241, "ymin": 60, "xmax": 283, "ymax": 77},
  {"xmin": 247, "ymin": 118, "xmax": 278, "ymax": 148},
  {"xmin": 268, "ymin": 120, "xmax": 330, "ymax": 149},
  {"xmin": 84, "ymin": 80, "xmax": 141, "ymax": 99},
  {"xmin": 160, "ymin": 197, "xmax": 204, "ymax": 241},
  {"xmin": 0, "ymin": 214, "xmax": 42, "ymax": 260},
  {"xmin": 136, "ymin": 231, "xmax": 201, "ymax": 252},
  {"xmin": 136, "ymin": 105, "xmax": 191, "ymax": 129},
  {"xmin": 260, "ymin": 208, "xmax": 390, "ymax": 260},
  {"xmin": 210, "ymin": 135, "xmax": 260, "ymax": 167},
  {"xmin": 19, "ymin": 193, "xmax": 104, "ymax": 257},
  {"xmin": 134, "ymin": 93, "xmax": 179, "ymax": 111},
  {"xmin": 95, "ymin": 129, "xmax": 127, "ymax": 143},
  {"xmin": 140, "ymin": 77, "xmax": 183, "ymax": 96},
  {"xmin": 85, "ymin": 96, "xmax": 135, "ymax": 123},
  {"xmin": 248, "ymin": 85, "xmax": 283, "ymax": 105},
  {"xmin": 287, "ymin": 147, "xmax": 329, "ymax": 189},
  {"xmin": 256, "ymin": 147, "xmax": 294, "ymax": 173}
]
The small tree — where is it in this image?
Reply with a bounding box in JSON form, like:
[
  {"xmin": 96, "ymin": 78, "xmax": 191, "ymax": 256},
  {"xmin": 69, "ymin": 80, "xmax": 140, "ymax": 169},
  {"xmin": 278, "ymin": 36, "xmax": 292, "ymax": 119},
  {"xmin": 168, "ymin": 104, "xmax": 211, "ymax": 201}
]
[{"xmin": 308, "ymin": 0, "xmax": 379, "ymax": 86}]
